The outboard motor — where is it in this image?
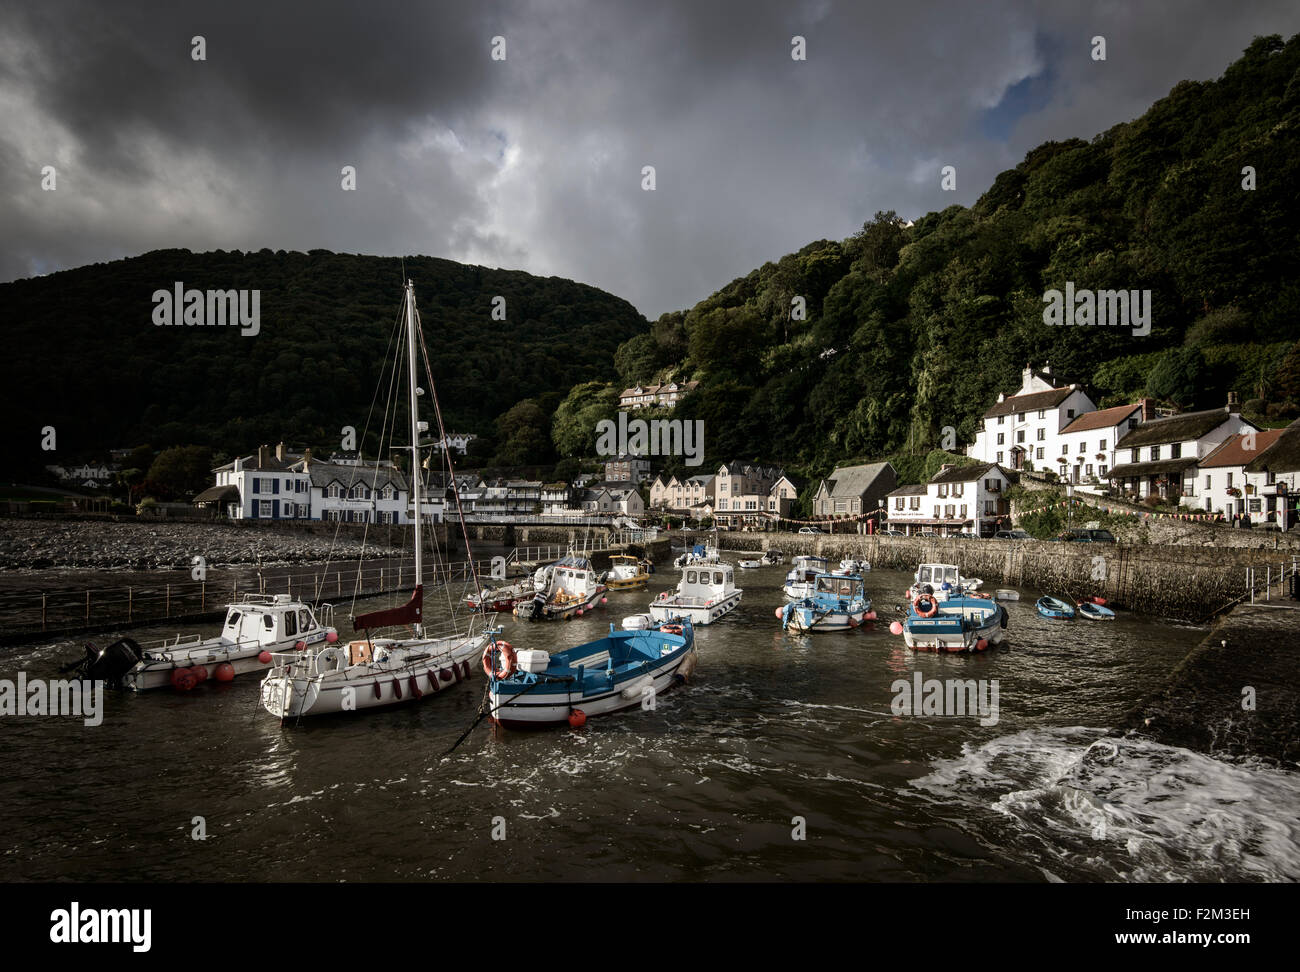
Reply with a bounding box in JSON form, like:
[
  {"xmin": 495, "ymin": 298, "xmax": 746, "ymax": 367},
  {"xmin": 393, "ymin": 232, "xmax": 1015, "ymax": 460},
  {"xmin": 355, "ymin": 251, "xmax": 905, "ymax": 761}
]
[{"xmin": 68, "ymin": 637, "xmax": 143, "ymax": 687}]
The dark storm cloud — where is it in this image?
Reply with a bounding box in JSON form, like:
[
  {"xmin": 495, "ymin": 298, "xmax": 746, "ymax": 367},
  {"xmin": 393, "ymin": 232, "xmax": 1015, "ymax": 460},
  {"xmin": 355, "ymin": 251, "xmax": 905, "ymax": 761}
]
[{"xmin": 3, "ymin": 0, "xmax": 1299, "ymax": 315}]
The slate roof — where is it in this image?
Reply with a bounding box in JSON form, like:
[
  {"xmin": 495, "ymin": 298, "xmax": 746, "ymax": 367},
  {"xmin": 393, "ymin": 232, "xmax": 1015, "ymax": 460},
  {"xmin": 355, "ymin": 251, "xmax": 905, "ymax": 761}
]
[
  {"xmin": 819, "ymin": 462, "xmax": 895, "ymax": 498},
  {"xmin": 982, "ymin": 387, "xmax": 1073, "ymax": 419},
  {"xmin": 1114, "ymin": 409, "xmax": 1243, "ymax": 449},
  {"xmin": 929, "ymin": 462, "xmax": 1014, "ymax": 485},
  {"xmin": 297, "ymin": 460, "xmax": 408, "ymax": 491},
  {"xmin": 1105, "ymin": 458, "xmax": 1199, "ymax": 479}
]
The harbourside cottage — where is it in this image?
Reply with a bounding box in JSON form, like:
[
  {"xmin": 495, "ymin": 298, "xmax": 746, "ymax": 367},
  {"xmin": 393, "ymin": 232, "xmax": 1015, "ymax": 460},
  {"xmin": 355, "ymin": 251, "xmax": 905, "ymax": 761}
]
[
  {"xmin": 1185, "ymin": 428, "xmax": 1285, "ymax": 519},
  {"xmin": 967, "ymin": 365, "xmax": 1096, "ymax": 471},
  {"xmin": 581, "ymin": 482, "xmax": 645, "ymax": 516},
  {"xmin": 203, "ymin": 443, "xmax": 312, "ymax": 520},
  {"xmin": 812, "ymin": 462, "xmax": 897, "ymax": 525},
  {"xmin": 1107, "ymin": 397, "xmax": 1257, "ymax": 502},
  {"xmin": 1243, "ymin": 419, "xmax": 1300, "ymax": 529},
  {"xmin": 1054, "ymin": 401, "xmax": 1150, "ymax": 492},
  {"xmin": 296, "ymin": 456, "xmax": 411, "ymax": 523},
  {"xmin": 649, "ymin": 473, "xmax": 716, "ymax": 512},
  {"xmin": 714, "ymin": 462, "xmax": 786, "ymax": 526},
  {"xmin": 885, "ymin": 463, "xmax": 1015, "ymax": 537}
]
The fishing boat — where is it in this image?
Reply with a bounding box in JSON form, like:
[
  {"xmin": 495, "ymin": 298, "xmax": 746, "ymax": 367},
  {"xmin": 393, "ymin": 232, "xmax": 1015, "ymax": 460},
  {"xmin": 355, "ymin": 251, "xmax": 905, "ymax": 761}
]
[
  {"xmin": 648, "ymin": 561, "xmax": 742, "ymax": 626},
  {"xmin": 485, "ymin": 620, "xmax": 697, "ymax": 728},
  {"xmin": 777, "ymin": 572, "xmax": 875, "ymax": 632},
  {"xmin": 464, "ymin": 580, "xmax": 535, "ymax": 614},
  {"xmin": 905, "ymin": 563, "xmax": 981, "ymax": 602},
  {"xmin": 1036, "ymin": 595, "xmax": 1076, "ymax": 619},
  {"xmin": 900, "ymin": 593, "xmax": 1007, "ymax": 652},
  {"xmin": 260, "ymin": 281, "xmax": 497, "ymax": 719},
  {"xmin": 602, "ymin": 554, "xmax": 650, "ymax": 591},
  {"xmin": 674, "ymin": 542, "xmax": 721, "ymax": 568},
  {"xmin": 838, "ymin": 558, "xmax": 870, "ymax": 574},
  {"xmin": 514, "ymin": 555, "xmax": 607, "ymax": 620},
  {"xmin": 65, "ymin": 594, "xmax": 337, "ymax": 692},
  {"xmin": 782, "ymin": 554, "xmax": 829, "ymax": 599},
  {"xmin": 1077, "ymin": 601, "xmax": 1115, "ymax": 620}
]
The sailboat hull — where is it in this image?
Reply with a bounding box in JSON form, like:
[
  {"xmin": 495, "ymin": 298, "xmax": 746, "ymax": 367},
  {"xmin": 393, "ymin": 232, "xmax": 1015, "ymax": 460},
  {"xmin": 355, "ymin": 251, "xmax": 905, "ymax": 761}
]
[{"xmin": 260, "ymin": 632, "xmax": 490, "ymax": 718}]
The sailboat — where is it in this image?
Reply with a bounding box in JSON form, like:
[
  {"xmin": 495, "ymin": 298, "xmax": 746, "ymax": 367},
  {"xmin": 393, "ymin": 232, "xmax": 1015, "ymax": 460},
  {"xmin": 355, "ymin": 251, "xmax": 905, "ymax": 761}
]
[{"xmin": 260, "ymin": 281, "xmax": 500, "ymax": 719}]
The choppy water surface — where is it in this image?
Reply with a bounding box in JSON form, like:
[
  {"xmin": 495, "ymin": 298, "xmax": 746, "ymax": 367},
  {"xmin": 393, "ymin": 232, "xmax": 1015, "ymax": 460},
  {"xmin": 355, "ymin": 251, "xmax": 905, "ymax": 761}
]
[{"xmin": 3, "ymin": 563, "xmax": 1298, "ymax": 882}]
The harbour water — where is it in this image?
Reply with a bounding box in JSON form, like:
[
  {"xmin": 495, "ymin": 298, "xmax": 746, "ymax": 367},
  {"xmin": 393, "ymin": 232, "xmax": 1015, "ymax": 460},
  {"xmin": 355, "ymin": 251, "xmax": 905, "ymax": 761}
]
[{"xmin": 3, "ymin": 563, "xmax": 1298, "ymax": 882}]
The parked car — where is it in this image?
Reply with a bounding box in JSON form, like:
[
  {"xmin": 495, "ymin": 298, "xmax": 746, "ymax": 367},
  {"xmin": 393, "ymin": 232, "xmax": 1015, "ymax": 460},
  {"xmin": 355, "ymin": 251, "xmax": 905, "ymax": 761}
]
[
  {"xmin": 993, "ymin": 529, "xmax": 1031, "ymax": 540},
  {"xmin": 797, "ymin": 526, "xmax": 823, "ymax": 534},
  {"xmin": 1058, "ymin": 528, "xmax": 1116, "ymax": 543},
  {"xmin": 877, "ymin": 529, "xmax": 905, "ymax": 537}
]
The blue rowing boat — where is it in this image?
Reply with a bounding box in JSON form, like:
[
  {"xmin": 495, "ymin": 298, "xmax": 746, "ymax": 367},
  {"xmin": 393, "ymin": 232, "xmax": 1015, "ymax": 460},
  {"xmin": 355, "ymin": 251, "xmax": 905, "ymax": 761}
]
[
  {"xmin": 486, "ymin": 621, "xmax": 697, "ymax": 728},
  {"xmin": 1077, "ymin": 601, "xmax": 1115, "ymax": 620},
  {"xmin": 1036, "ymin": 595, "xmax": 1076, "ymax": 619}
]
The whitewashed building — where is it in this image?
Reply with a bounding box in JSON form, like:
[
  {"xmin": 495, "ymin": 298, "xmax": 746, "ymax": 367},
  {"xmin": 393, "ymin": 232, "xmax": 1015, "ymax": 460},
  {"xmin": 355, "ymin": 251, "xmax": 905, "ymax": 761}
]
[
  {"xmin": 201, "ymin": 445, "xmax": 312, "ymax": 520},
  {"xmin": 885, "ymin": 463, "xmax": 1015, "ymax": 537},
  {"xmin": 650, "ymin": 473, "xmax": 716, "ymax": 512},
  {"xmin": 968, "ymin": 366, "xmax": 1096, "ymax": 472},
  {"xmin": 296, "ymin": 458, "xmax": 410, "ymax": 523},
  {"xmin": 1108, "ymin": 401, "xmax": 1256, "ymax": 502},
  {"xmin": 1054, "ymin": 402, "xmax": 1149, "ymax": 492},
  {"xmin": 1183, "ymin": 428, "xmax": 1285, "ymax": 517}
]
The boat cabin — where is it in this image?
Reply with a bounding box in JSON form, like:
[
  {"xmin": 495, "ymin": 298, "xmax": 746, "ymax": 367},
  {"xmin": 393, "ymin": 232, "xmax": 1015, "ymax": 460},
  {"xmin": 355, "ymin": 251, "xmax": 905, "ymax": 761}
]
[
  {"xmin": 222, "ymin": 594, "xmax": 321, "ymax": 646},
  {"xmin": 548, "ymin": 556, "xmax": 599, "ymax": 596},
  {"xmin": 676, "ymin": 564, "xmax": 736, "ymax": 605},
  {"xmin": 813, "ymin": 573, "xmax": 865, "ymax": 600},
  {"xmin": 913, "ymin": 563, "xmax": 964, "ymax": 590}
]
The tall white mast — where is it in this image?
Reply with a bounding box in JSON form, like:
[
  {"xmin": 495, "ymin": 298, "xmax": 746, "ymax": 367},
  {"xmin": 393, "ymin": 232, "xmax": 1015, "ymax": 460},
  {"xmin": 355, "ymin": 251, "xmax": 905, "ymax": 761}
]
[{"xmin": 405, "ymin": 280, "xmax": 423, "ymax": 634}]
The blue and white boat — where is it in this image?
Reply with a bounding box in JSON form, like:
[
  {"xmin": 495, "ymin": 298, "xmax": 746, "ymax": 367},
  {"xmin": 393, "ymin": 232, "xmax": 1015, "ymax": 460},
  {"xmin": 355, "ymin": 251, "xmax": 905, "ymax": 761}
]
[
  {"xmin": 778, "ymin": 572, "xmax": 874, "ymax": 632},
  {"xmin": 485, "ymin": 622, "xmax": 697, "ymax": 728},
  {"xmin": 1077, "ymin": 601, "xmax": 1115, "ymax": 620},
  {"xmin": 783, "ymin": 555, "xmax": 830, "ymax": 599},
  {"xmin": 905, "ymin": 563, "xmax": 982, "ymax": 603},
  {"xmin": 902, "ymin": 594, "xmax": 1007, "ymax": 652},
  {"xmin": 1036, "ymin": 595, "xmax": 1076, "ymax": 619}
]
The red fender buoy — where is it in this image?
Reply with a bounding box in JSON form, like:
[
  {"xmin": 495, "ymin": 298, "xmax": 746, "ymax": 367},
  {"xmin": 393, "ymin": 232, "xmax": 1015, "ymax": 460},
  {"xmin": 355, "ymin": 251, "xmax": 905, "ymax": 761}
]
[
  {"xmin": 258, "ymin": 650, "xmax": 272, "ymax": 664},
  {"xmin": 170, "ymin": 668, "xmax": 198, "ymax": 691},
  {"xmin": 428, "ymin": 671, "xmax": 440, "ymax": 691},
  {"xmin": 975, "ymin": 638, "xmax": 989, "ymax": 652},
  {"xmin": 568, "ymin": 708, "xmax": 587, "ymax": 728},
  {"xmin": 192, "ymin": 665, "xmax": 209, "ymax": 683},
  {"xmin": 325, "ymin": 631, "xmax": 338, "ymax": 643},
  {"xmin": 409, "ymin": 675, "xmax": 422, "ymax": 698},
  {"xmin": 214, "ymin": 662, "xmax": 235, "ymax": 682},
  {"xmin": 439, "ymin": 668, "xmax": 453, "ymax": 682},
  {"xmin": 461, "ymin": 660, "xmax": 472, "ymax": 679},
  {"xmin": 373, "ymin": 681, "xmax": 382, "ymax": 699},
  {"xmin": 392, "ymin": 679, "xmax": 403, "ymax": 699},
  {"xmin": 294, "ymin": 640, "xmax": 306, "ymax": 651}
]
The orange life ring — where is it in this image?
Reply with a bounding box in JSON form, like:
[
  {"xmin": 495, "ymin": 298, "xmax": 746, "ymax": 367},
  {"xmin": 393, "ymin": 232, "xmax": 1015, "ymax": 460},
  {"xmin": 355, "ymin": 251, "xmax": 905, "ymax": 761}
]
[
  {"xmin": 482, "ymin": 640, "xmax": 516, "ymax": 679},
  {"xmin": 913, "ymin": 594, "xmax": 938, "ymax": 618},
  {"xmin": 659, "ymin": 623, "xmax": 683, "ymax": 635}
]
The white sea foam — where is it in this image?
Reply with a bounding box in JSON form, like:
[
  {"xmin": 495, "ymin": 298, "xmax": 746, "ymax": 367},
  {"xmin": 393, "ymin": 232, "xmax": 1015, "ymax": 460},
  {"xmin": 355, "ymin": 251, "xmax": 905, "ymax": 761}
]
[{"xmin": 913, "ymin": 726, "xmax": 1300, "ymax": 881}]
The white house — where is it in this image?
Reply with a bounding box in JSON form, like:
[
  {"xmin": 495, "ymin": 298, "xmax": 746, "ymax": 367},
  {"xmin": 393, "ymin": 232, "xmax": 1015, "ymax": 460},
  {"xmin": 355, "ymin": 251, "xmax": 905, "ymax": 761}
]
[
  {"xmin": 1054, "ymin": 402, "xmax": 1149, "ymax": 492},
  {"xmin": 885, "ymin": 463, "xmax": 1015, "ymax": 537},
  {"xmin": 1184, "ymin": 428, "xmax": 1285, "ymax": 517},
  {"xmin": 1244, "ymin": 420, "xmax": 1300, "ymax": 529},
  {"xmin": 581, "ymin": 483, "xmax": 645, "ymax": 516},
  {"xmin": 1108, "ymin": 400, "xmax": 1256, "ymax": 501},
  {"xmin": 296, "ymin": 458, "xmax": 411, "ymax": 523},
  {"xmin": 650, "ymin": 473, "xmax": 716, "ymax": 512},
  {"xmin": 968, "ymin": 365, "xmax": 1096, "ymax": 471},
  {"xmin": 202, "ymin": 444, "xmax": 313, "ymax": 520}
]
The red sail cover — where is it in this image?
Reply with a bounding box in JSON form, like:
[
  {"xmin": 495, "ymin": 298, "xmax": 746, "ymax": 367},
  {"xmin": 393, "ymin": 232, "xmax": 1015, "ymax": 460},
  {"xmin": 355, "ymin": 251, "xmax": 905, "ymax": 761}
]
[{"xmin": 354, "ymin": 585, "xmax": 423, "ymax": 631}]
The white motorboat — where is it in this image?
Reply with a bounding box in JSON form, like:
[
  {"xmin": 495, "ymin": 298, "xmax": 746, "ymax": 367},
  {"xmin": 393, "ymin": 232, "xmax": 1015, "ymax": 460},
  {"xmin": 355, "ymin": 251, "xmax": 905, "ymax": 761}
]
[
  {"xmin": 514, "ymin": 555, "xmax": 608, "ymax": 620},
  {"xmin": 737, "ymin": 558, "xmax": 763, "ymax": 569},
  {"xmin": 648, "ymin": 561, "xmax": 742, "ymax": 626},
  {"xmin": 782, "ymin": 555, "xmax": 829, "ymax": 599},
  {"xmin": 905, "ymin": 563, "xmax": 981, "ymax": 603},
  {"xmin": 603, "ymin": 554, "xmax": 650, "ymax": 591},
  {"xmin": 673, "ymin": 542, "xmax": 722, "ymax": 568},
  {"xmin": 260, "ymin": 281, "xmax": 498, "ymax": 720},
  {"xmin": 68, "ymin": 594, "xmax": 337, "ymax": 692},
  {"xmin": 838, "ymin": 557, "xmax": 870, "ymax": 574}
]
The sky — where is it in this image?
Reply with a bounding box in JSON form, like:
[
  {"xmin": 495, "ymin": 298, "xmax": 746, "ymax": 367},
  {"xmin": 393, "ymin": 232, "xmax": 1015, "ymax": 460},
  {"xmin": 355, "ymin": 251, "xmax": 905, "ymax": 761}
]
[{"xmin": 3, "ymin": 1, "xmax": 1299, "ymax": 318}]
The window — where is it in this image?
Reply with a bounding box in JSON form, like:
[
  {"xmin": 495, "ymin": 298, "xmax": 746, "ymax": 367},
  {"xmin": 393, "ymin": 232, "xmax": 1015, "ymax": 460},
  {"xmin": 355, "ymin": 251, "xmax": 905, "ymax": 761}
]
[
  {"xmin": 996, "ymin": 452, "xmax": 1003, "ymax": 464},
  {"xmin": 713, "ymin": 572, "xmax": 724, "ymax": 585},
  {"xmin": 686, "ymin": 570, "xmax": 697, "ymax": 584},
  {"xmin": 1130, "ymin": 449, "xmax": 1139, "ymax": 463},
  {"xmin": 933, "ymin": 506, "xmax": 940, "ymax": 519},
  {"xmin": 1017, "ymin": 430, "xmax": 1025, "ymax": 443},
  {"xmin": 1098, "ymin": 442, "xmax": 1105, "ymax": 454},
  {"xmin": 895, "ymin": 497, "xmax": 904, "ymax": 511},
  {"xmin": 1086, "ymin": 464, "xmax": 1094, "ymax": 477},
  {"xmin": 328, "ymin": 484, "xmax": 342, "ymax": 498},
  {"xmin": 1150, "ymin": 446, "xmax": 1161, "ymax": 461},
  {"xmin": 1036, "ymin": 448, "xmax": 1044, "ymax": 460},
  {"xmin": 996, "ymin": 433, "xmax": 1005, "ymax": 445},
  {"xmin": 960, "ymin": 504, "xmax": 967, "ymax": 518},
  {"xmin": 259, "ymin": 500, "xmax": 272, "ymax": 517},
  {"xmin": 834, "ymin": 500, "xmax": 846, "ymax": 513},
  {"xmin": 1016, "ymin": 412, "xmax": 1025, "ymax": 423},
  {"xmin": 997, "ymin": 415, "xmax": 1004, "ymax": 425},
  {"xmin": 225, "ymin": 611, "xmax": 240, "ymax": 629},
  {"xmin": 1100, "ymin": 466, "xmax": 1107, "ymax": 477},
  {"xmin": 984, "ymin": 501, "xmax": 995, "ymax": 514},
  {"xmin": 1036, "ymin": 428, "xmax": 1045, "ymax": 441},
  {"xmin": 1226, "ymin": 472, "xmax": 1233, "ymax": 487},
  {"xmin": 251, "ymin": 477, "xmax": 260, "ymax": 494},
  {"xmin": 284, "ymin": 612, "xmax": 297, "ymax": 637},
  {"xmin": 1170, "ymin": 443, "xmax": 1181, "ymax": 459},
  {"xmin": 952, "ymin": 484, "xmax": 963, "ymax": 498},
  {"xmin": 1037, "ymin": 409, "xmax": 1045, "ymax": 419},
  {"xmin": 945, "ymin": 505, "xmax": 955, "ymax": 518},
  {"xmin": 1067, "ymin": 409, "xmax": 1075, "ymax": 418},
  {"xmin": 1062, "ymin": 442, "xmax": 1069, "ymax": 455},
  {"xmin": 263, "ymin": 614, "xmax": 274, "ymax": 631},
  {"xmin": 937, "ymin": 485, "xmax": 948, "ymax": 498},
  {"xmin": 382, "ymin": 486, "xmax": 394, "ymax": 500},
  {"xmin": 909, "ymin": 497, "xmax": 920, "ymax": 510}
]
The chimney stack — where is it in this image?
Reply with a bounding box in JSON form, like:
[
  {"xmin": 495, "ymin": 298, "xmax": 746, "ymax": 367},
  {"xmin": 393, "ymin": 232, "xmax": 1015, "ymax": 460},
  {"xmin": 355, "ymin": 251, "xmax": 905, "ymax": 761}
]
[
  {"xmin": 1140, "ymin": 398, "xmax": 1156, "ymax": 422},
  {"xmin": 276, "ymin": 441, "xmax": 286, "ymax": 461},
  {"xmin": 303, "ymin": 447, "xmax": 311, "ymax": 463},
  {"xmin": 258, "ymin": 444, "xmax": 271, "ymax": 467}
]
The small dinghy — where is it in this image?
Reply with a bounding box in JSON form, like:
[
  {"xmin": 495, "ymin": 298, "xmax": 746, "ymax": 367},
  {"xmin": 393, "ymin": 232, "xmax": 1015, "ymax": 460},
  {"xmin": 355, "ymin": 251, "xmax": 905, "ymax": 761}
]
[
  {"xmin": 1076, "ymin": 601, "xmax": 1115, "ymax": 620},
  {"xmin": 994, "ymin": 589, "xmax": 1020, "ymax": 601},
  {"xmin": 737, "ymin": 558, "xmax": 763, "ymax": 569},
  {"xmin": 1036, "ymin": 595, "xmax": 1076, "ymax": 619}
]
